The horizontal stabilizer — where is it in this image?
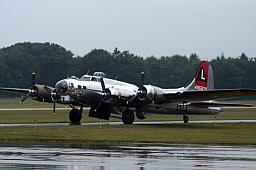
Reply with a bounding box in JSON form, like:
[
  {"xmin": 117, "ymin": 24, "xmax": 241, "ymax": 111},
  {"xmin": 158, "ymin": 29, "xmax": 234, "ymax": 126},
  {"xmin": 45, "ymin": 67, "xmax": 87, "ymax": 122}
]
[
  {"xmin": 165, "ymin": 88, "xmax": 256, "ymax": 102},
  {"xmin": 189, "ymin": 101, "xmax": 253, "ymax": 108}
]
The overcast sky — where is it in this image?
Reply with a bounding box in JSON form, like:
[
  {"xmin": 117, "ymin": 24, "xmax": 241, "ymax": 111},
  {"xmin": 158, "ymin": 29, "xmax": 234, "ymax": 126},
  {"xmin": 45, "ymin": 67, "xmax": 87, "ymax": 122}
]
[{"xmin": 0, "ymin": 0, "xmax": 255, "ymax": 59}]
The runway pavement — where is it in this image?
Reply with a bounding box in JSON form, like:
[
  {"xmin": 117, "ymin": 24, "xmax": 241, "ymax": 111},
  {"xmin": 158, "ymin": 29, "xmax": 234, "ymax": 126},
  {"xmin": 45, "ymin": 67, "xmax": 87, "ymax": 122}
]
[
  {"xmin": 0, "ymin": 106, "xmax": 255, "ymax": 111},
  {"xmin": 0, "ymin": 119, "xmax": 256, "ymax": 127}
]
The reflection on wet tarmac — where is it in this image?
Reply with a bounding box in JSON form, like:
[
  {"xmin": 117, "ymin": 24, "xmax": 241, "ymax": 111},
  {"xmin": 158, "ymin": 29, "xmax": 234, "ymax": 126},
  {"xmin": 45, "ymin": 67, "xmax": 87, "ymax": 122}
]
[{"xmin": 0, "ymin": 144, "xmax": 255, "ymax": 169}]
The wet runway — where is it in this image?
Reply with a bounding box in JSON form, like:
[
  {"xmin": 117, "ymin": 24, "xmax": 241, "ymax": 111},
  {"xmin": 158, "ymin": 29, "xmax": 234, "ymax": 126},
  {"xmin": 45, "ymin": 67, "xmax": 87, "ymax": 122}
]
[
  {"xmin": 0, "ymin": 144, "xmax": 255, "ymax": 169},
  {"xmin": 0, "ymin": 119, "xmax": 256, "ymax": 127}
]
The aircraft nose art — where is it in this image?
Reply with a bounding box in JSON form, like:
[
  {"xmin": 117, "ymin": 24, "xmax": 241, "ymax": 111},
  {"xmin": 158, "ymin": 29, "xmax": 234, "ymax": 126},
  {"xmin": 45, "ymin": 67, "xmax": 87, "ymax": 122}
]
[{"xmin": 55, "ymin": 80, "xmax": 68, "ymax": 94}]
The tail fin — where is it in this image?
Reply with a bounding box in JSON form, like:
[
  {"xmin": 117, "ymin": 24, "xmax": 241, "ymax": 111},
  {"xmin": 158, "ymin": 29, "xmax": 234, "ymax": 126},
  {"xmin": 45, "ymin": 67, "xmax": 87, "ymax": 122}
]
[{"xmin": 186, "ymin": 61, "xmax": 214, "ymax": 91}]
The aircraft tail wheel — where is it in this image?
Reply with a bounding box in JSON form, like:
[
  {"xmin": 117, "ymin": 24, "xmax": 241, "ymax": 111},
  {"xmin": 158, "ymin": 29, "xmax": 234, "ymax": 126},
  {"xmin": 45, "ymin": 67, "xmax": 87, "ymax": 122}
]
[
  {"xmin": 183, "ymin": 115, "xmax": 189, "ymax": 123},
  {"xmin": 122, "ymin": 110, "xmax": 135, "ymax": 124},
  {"xmin": 69, "ymin": 108, "xmax": 82, "ymax": 125}
]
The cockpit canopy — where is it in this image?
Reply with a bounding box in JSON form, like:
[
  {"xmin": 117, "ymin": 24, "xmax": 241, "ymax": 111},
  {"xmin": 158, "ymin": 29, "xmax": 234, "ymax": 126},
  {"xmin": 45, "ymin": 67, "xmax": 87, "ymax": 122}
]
[
  {"xmin": 80, "ymin": 72, "xmax": 106, "ymax": 82},
  {"xmin": 80, "ymin": 76, "xmax": 101, "ymax": 82},
  {"xmin": 80, "ymin": 75, "xmax": 91, "ymax": 81}
]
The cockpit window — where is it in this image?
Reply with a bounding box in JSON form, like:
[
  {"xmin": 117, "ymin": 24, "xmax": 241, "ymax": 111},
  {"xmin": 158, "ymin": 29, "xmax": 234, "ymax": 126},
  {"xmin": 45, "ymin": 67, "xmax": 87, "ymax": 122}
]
[
  {"xmin": 81, "ymin": 75, "xmax": 100, "ymax": 82},
  {"xmin": 81, "ymin": 75, "xmax": 91, "ymax": 81},
  {"xmin": 91, "ymin": 77, "xmax": 100, "ymax": 82},
  {"xmin": 91, "ymin": 77, "xmax": 96, "ymax": 82}
]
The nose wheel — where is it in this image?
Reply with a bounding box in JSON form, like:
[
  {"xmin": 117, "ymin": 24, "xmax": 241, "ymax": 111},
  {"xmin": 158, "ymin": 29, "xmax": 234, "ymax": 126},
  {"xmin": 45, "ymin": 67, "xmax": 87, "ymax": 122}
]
[{"xmin": 69, "ymin": 108, "xmax": 82, "ymax": 125}]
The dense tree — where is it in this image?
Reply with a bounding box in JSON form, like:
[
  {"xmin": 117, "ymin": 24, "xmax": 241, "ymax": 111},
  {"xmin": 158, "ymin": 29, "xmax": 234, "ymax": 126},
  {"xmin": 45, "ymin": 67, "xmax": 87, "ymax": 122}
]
[
  {"xmin": 0, "ymin": 42, "xmax": 255, "ymax": 96},
  {"xmin": 0, "ymin": 42, "xmax": 74, "ymax": 87}
]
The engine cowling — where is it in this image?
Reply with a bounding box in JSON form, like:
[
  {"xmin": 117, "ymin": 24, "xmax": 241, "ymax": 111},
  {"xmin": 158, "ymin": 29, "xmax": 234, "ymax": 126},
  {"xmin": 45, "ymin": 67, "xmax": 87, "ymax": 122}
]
[
  {"xmin": 31, "ymin": 85, "xmax": 53, "ymax": 102},
  {"xmin": 142, "ymin": 85, "xmax": 167, "ymax": 104},
  {"xmin": 102, "ymin": 88, "xmax": 120, "ymax": 104}
]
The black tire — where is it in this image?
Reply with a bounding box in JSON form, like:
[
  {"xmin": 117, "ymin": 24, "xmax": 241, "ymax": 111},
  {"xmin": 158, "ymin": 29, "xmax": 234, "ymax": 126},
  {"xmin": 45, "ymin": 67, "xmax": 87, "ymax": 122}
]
[
  {"xmin": 69, "ymin": 109, "xmax": 82, "ymax": 125},
  {"xmin": 122, "ymin": 110, "xmax": 135, "ymax": 124},
  {"xmin": 183, "ymin": 115, "xmax": 189, "ymax": 123}
]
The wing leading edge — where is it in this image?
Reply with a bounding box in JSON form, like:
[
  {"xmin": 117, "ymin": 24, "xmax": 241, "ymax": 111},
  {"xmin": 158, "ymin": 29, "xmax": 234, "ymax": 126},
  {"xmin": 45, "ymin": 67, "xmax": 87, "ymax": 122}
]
[{"xmin": 0, "ymin": 87, "xmax": 30, "ymax": 94}]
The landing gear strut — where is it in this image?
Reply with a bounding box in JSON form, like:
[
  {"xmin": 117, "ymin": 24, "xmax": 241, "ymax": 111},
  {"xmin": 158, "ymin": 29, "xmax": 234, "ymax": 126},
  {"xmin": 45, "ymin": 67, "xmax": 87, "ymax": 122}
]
[
  {"xmin": 183, "ymin": 115, "xmax": 189, "ymax": 123},
  {"xmin": 69, "ymin": 107, "xmax": 82, "ymax": 125},
  {"xmin": 122, "ymin": 109, "xmax": 135, "ymax": 124}
]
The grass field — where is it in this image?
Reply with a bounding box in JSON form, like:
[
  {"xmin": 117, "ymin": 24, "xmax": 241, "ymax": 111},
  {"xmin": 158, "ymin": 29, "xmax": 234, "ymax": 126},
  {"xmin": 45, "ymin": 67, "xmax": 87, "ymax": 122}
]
[
  {"xmin": 0, "ymin": 98, "xmax": 64, "ymax": 108},
  {"xmin": 0, "ymin": 107, "xmax": 256, "ymax": 124},
  {"xmin": 0, "ymin": 98, "xmax": 256, "ymax": 145},
  {"xmin": 0, "ymin": 123, "xmax": 256, "ymax": 145}
]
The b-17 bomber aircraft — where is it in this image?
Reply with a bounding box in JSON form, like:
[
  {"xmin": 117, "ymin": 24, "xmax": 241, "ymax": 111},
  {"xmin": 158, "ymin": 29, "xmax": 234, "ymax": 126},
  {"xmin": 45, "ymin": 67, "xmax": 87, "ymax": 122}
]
[{"xmin": 0, "ymin": 61, "xmax": 256, "ymax": 124}]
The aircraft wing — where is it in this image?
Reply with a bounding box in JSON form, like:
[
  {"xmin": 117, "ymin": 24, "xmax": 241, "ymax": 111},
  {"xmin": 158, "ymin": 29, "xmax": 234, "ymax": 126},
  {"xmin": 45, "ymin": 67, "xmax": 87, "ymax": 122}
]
[
  {"xmin": 0, "ymin": 87, "xmax": 30, "ymax": 94},
  {"xmin": 164, "ymin": 88, "xmax": 256, "ymax": 102}
]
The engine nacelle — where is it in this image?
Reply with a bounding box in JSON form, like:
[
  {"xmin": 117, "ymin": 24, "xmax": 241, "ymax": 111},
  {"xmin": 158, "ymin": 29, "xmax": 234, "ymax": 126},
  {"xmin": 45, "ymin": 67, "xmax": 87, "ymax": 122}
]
[
  {"xmin": 103, "ymin": 88, "xmax": 120, "ymax": 104},
  {"xmin": 143, "ymin": 85, "xmax": 167, "ymax": 104},
  {"xmin": 31, "ymin": 85, "xmax": 52, "ymax": 102}
]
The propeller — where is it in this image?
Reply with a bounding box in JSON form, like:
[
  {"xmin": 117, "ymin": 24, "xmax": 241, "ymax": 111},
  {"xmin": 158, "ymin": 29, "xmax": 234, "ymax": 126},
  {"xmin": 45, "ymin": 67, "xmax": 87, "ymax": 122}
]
[
  {"xmin": 94, "ymin": 77, "xmax": 110, "ymax": 112},
  {"xmin": 128, "ymin": 71, "xmax": 154, "ymax": 105},
  {"xmin": 20, "ymin": 72, "xmax": 37, "ymax": 103},
  {"xmin": 140, "ymin": 71, "xmax": 144, "ymax": 90},
  {"xmin": 138, "ymin": 72, "xmax": 147, "ymax": 100},
  {"xmin": 50, "ymin": 89, "xmax": 58, "ymax": 113},
  {"xmin": 100, "ymin": 77, "xmax": 106, "ymax": 93},
  {"xmin": 31, "ymin": 72, "xmax": 36, "ymax": 86},
  {"xmin": 20, "ymin": 93, "xmax": 31, "ymax": 103},
  {"xmin": 20, "ymin": 72, "xmax": 58, "ymax": 113},
  {"xmin": 43, "ymin": 84, "xmax": 58, "ymax": 113},
  {"xmin": 96, "ymin": 78, "xmax": 106, "ymax": 109},
  {"xmin": 53, "ymin": 99, "xmax": 56, "ymax": 113}
]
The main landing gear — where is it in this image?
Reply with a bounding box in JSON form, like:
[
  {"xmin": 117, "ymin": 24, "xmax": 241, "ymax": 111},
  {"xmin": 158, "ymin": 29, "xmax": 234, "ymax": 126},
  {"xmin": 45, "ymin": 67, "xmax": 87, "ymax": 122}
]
[
  {"xmin": 122, "ymin": 109, "xmax": 135, "ymax": 124},
  {"xmin": 121, "ymin": 107, "xmax": 148, "ymax": 124},
  {"xmin": 69, "ymin": 107, "xmax": 83, "ymax": 125}
]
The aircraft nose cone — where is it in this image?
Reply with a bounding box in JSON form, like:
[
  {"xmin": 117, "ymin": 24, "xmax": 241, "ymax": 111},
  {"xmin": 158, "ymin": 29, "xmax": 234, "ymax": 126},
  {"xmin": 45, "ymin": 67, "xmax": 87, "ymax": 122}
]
[{"xmin": 55, "ymin": 80, "xmax": 68, "ymax": 95}]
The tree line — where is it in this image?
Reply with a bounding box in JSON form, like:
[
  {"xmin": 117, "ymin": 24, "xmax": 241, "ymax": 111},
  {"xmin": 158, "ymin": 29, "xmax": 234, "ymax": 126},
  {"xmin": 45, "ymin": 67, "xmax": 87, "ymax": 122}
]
[{"xmin": 0, "ymin": 42, "xmax": 255, "ymax": 92}]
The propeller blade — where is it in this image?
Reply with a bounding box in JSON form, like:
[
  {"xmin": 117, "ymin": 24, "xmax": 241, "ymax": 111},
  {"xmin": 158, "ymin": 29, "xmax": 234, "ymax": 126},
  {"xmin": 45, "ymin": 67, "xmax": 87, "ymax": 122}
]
[
  {"xmin": 145, "ymin": 95, "xmax": 154, "ymax": 104},
  {"xmin": 50, "ymin": 89, "xmax": 58, "ymax": 102},
  {"xmin": 95, "ymin": 100, "xmax": 103, "ymax": 112},
  {"xmin": 140, "ymin": 72, "xmax": 144, "ymax": 90},
  {"xmin": 20, "ymin": 93, "xmax": 30, "ymax": 103},
  {"xmin": 128, "ymin": 95, "xmax": 137, "ymax": 104},
  {"xmin": 31, "ymin": 72, "xmax": 36, "ymax": 86},
  {"xmin": 100, "ymin": 78, "xmax": 106, "ymax": 93},
  {"xmin": 53, "ymin": 101, "xmax": 56, "ymax": 113}
]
